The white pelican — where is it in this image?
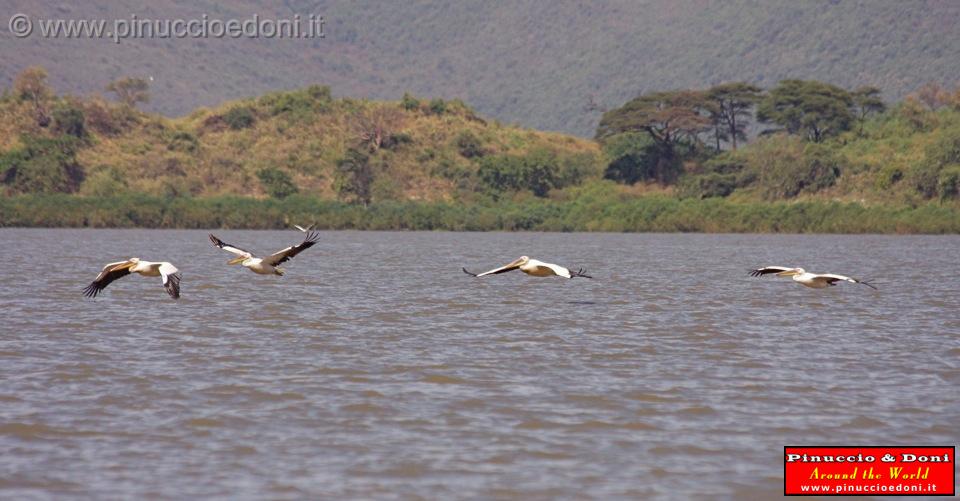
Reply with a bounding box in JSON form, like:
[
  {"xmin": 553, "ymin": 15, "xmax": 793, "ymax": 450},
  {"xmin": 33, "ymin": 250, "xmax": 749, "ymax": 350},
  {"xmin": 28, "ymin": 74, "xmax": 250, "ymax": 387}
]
[
  {"xmin": 209, "ymin": 231, "xmax": 319, "ymax": 276},
  {"xmin": 750, "ymin": 266, "xmax": 876, "ymax": 289},
  {"xmin": 463, "ymin": 256, "xmax": 592, "ymax": 279},
  {"xmin": 83, "ymin": 258, "xmax": 181, "ymax": 299}
]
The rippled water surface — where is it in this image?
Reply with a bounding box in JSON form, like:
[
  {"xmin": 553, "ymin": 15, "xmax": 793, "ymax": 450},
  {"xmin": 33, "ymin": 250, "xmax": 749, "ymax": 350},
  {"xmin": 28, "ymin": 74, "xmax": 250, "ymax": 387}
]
[{"xmin": 1, "ymin": 229, "xmax": 958, "ymax": 499}]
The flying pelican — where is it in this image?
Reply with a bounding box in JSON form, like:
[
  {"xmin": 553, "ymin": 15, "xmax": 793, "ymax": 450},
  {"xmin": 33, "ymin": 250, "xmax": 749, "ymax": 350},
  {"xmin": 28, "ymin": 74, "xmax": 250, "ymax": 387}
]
[
  {"xmin": 463, "ymin": 256, "xmax": 592, "ymax": 279},
  {"xmin": 293, "ymin": 223, "xmax": 314, "ymax": 232},
  {"xmin": 83, "ymin": 258, "xmax": 181, "ymax": 299},
  {"xmin": 749, "ymin": 266, "xmax": 876, "ymax": 289},
  {"xmin": 209, "ymin": 231, "xmax": 319, "ymax": 276}
]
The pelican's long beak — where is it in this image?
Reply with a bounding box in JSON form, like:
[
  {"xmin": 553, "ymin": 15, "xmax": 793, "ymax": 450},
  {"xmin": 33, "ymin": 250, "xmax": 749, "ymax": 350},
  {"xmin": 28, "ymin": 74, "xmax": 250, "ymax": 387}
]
[
  {"xmin": 505, "ymin": 257, "xmax": 526, "ymax": 268},
  {"xmin": 227, "ymin": 256, "xmax": 245, "ymax": 265},
  {"xmin": 776, "ymin": 269, "xmax": 800, "ymax": 276}
]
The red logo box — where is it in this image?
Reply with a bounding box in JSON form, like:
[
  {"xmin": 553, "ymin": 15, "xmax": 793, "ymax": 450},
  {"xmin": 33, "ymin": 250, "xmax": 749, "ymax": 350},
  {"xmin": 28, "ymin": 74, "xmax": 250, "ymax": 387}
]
[{"xmin": 784, "ymin": 446, "xmax": 955, "ymax": 496}]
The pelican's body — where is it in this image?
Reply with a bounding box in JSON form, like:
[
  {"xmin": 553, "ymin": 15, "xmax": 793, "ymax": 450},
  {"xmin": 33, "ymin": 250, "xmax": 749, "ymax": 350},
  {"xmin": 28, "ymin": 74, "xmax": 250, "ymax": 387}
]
[
  {"xmin": 750, "ymin": 266, "xmax": 876, "ymax": 289},
  {"xmin": 463, "ymin": 256, "xmax": 591, "ymax": 279},
  {"xmin": 209, "ymin": 232, "xmax": 319, "ymax": 276},
  {"xmin": 83, "ymin": 258, "xmax": 181, "ymax": 299},
  {"xmin": 237, "ymin": 256, "xmax": 280, "ymax": 275}
]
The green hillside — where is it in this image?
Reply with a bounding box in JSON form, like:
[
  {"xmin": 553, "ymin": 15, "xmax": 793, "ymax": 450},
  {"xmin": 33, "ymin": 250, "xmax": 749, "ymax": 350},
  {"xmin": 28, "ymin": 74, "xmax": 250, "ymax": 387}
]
[
  {"xmin": 1, "ymin": 1, "xmax": 957, "ymax": 135},
  {"xmin": 1, "ymin": 68, "xmax": 959, "ymax": 233},
  {"xmin": 0, "ymin": 69, "xmax": 610, "ymax": 208},
  {"xmin": 0, "ymin": 71, "xmax": 602, "ymax": 203}
]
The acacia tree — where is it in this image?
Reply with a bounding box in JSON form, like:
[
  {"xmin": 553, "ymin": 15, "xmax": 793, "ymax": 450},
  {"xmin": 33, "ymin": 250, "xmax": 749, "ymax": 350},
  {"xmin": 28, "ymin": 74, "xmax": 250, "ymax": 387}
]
[
  {"xmin": 757, "ymin": 80, "xmax": 853, "ymax": 143},
  {"xmin": 106, "ymin": 77, "xmax": 150, "ymax": 109},
  {"xmin": 914, "ymin": 82, "xmax": 951, "ymax": 111},
  {"xmin": 352, "ymin": 106, "xmax": 404, "ymax": 151},
  {"xmin": 850, "ymin": 86, "xmax": 886, "ymax": 135},
  {"xmin": 596, "ymin": 90, "xmax": 713, "ymax": 182},
  {"xmin": 14, "ymin": 66, "xmax": 53, "ymax": 127},
  {"xmin": 707, "ymin": 82, "xmax": 762, "ymax": 150},
  {"xmin": 333, "ymin": 148, "xmax": 375, "ymax": 206}
]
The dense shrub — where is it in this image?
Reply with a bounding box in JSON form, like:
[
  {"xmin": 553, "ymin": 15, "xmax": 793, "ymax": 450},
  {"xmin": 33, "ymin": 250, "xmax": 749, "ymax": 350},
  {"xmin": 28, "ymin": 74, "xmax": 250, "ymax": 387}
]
[
  {"xmin": 875, "ymin": 165, "xmax": 904, "ymax": 190},
  {"xmin": 556, "ymin": 152, "xmax": 599, "ymax": 188},
  {"xmin": 224, "ymin": 106, "xmax": 256, "ymax": 130},
  {"xmin": 79, "ymin": 166, "xmax": 127, "ymax": 197},
  {"xmin": 937, "ymin": 165, "xmax": 960, "ymax": 200},
  {"xmin": 0, "ymin": 135, "xmax": 84, "ymax": 194},
  {"xmin": 601, "ymin": 133, "xmax": 680, "ymax": 184},
  {"xmin": 677, "ymin": 173, "xmax": 738, "ymax": 199},
  {"xmin": 257, "ymin": 167, "xmax": 298, "ymax": 199},
  {"xmin": 428, "ymin": 98, "xmax": 447, "ymax": 115},
  {"xmin": 911, "ymin": 125, "xmax": 960, "ymax": 198},
  {"xmin": 261, "ymin": 85, "xmax": 332, "ymax": 121},
  {"xmin": 741, "ymin": 136, "xmax": 841, "ymax": 199},
  {"xmin": 381, "ymin": 131, "xmax": 413, "ymax": 150},
  {"xmin": 455, "ymin": 131, "xmax": 485, "ymax": 158},
  {"xmin": 82, "ymin": 97, "xmax": 127, "ymax": 136},
  {"xmin": 52, "ymin": 102, "xmax": 87, "ymax": 139},
  {"xmin": 167, "ymin": 131, "xmax": 199, "ymax": 152},
  {"xmin": 305, "ymin": 85, "xmax": 332, "ymax": 102},
  {"xmin": 401, "ymin": 92, "xmax": 420, "ymax": 111},
  {"xmin": 477, "ymin": 148, "xmax": 592, "ymax": 197}
]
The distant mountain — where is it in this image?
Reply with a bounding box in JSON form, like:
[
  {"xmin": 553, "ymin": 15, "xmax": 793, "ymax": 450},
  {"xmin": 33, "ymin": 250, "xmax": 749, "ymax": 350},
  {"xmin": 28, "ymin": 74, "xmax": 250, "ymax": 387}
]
[{"xmin": 2, "ymin": 0, "xmax": 958, "ymax": 135}]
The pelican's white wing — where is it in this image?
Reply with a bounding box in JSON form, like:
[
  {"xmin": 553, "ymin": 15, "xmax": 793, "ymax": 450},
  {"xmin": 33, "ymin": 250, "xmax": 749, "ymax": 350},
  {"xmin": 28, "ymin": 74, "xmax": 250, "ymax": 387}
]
[
  {"xmin": 528, "ymin": 259, "xmax": 572, "ymax": 278},
  {"xmin": 158, "ymin": 262, "xmax": 182, "ymax": 299},
  {"xmin": 263, "ymin": 231, "xmax": 320, "ymax": 266},
  {"xmin": 83, "ymin": 259, "xmax": 135, "ymax": 298},
  {"xmin": 817, "ymin": 273, "xmax": 877, "ymax": 289},
  {"xmin": 462, "ymin": 257, "xmax": 525, "ymax": 277},
  {"xmin": 527, "ymin": 259, "xmax": 593, "ymax": 279},
  {"xmin": 294, "ymin": 224, "xmax": 314, "ymax": 232},
  {"xmin": 98, "ymin": 260, "xmax": 134, "ymax": 273},
  {"xmin": 749, "ymin": 266, "xmax": 794, "ymax": 277},
  {"xmin": 209, "ymin": 234, "xmax": 254, "ymax": 258}
]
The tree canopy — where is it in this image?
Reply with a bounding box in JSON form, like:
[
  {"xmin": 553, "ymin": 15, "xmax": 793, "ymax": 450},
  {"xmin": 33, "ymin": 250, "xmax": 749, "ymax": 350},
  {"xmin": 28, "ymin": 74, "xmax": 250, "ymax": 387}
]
[
  {"xmin": 851, "ymin": 86, "xmax": 886, "ymax": 134},
  {"xmin": 706, "ymin": 82, "xmax": 762, "ymax": 150},
  {"xmin": 756, "ymin": 80, "xmax": 854, "ymax": 142},
  {"xmin": 106, "ymin": 77, "xmax": 150, "ymax": 109},
  {"xmin": 596, "ymin": 90, "xmax": 713, "ymax": 183},
  {"xmin": 596, "ymin": 90, "xmax": 713, "ymax": 146}
]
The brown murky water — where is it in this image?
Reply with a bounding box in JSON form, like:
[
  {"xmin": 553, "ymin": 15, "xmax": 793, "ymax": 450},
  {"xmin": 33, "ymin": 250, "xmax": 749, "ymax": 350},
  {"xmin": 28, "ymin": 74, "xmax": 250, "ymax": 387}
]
[{"xmin": 1, "ymin": 229, "xmax": 957, "ymax": 499}]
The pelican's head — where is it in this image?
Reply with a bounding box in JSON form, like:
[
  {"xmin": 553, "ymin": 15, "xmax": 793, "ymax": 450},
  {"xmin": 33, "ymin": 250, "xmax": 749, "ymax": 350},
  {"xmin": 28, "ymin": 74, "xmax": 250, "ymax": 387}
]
[
  {"xmin": 227, "ymin": 256, "xmax": 245, "ymax": 265},
  {"xmin": 512, "ymin": 256, "xmax": 530, "ymax": 266},
  {"xmin": 777, "ymin": 267, "xmax": 804, "ymax": 277}
]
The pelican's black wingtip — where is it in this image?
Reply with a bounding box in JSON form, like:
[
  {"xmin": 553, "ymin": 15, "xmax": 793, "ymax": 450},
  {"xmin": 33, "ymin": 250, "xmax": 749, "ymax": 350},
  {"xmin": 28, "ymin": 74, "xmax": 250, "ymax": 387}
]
[
  {"xmin": 571, "ymin": 267, "xmax": 592, "ymax": 279},
  {"xmin": 304, "ymin": 230, "xmax": 321, "ymax": 244}
]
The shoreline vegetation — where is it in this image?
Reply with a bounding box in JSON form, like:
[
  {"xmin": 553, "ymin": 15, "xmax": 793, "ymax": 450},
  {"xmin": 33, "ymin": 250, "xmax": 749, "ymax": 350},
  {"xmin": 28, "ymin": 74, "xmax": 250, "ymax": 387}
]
[
  {"xmin": 2, "ymin": 67, "xmax": 960, "ymax": 233},
  {"xmin": 2, "ymin": 193, "xmax": 957, "ymax": 233}
]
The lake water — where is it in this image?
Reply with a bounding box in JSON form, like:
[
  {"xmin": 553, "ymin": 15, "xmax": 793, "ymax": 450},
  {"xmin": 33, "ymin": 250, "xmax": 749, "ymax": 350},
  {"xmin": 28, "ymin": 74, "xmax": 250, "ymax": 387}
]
[{"xmin": 1, "ymin": 229, "xmax": 957, "ymax": 499}]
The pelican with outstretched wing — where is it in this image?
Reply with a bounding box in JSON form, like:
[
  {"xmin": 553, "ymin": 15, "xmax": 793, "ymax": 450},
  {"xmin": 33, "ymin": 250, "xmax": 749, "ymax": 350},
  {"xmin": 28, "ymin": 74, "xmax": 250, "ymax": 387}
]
[
  {"xmin": 209, "ymin": 231, "xmax": 320, "ymax": 276},
  {"xmin": 83, "ymin": 258, "xmax": 181, "ymax": 299},
  {"xmin": 749, "ymin": 266, "xmax": 876, "ymax": 289},
  {"xmin": 463, "ymin": 256, "xmax": 592, "ymax": 279}
]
